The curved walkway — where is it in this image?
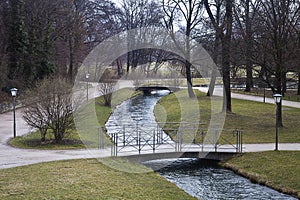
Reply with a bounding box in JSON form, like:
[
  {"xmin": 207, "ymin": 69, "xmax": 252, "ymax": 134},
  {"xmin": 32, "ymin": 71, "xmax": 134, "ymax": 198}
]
[
  {"xmin": 0, "ymin": 87, "xmax": 299, "ymax": 169},
  {"xmin": 196, "ymin": 86, "xmax": 300, "ymax": 108}
]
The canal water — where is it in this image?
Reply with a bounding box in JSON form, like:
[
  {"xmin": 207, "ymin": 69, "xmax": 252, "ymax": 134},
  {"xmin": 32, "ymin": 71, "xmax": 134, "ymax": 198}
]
[
  {"xmin": 144, "ymin": 158, "xmax": 296, "ymax": 200},
  {"xmin": 105, "ymin": 91, "xmax": 296, "ymax": 200}
]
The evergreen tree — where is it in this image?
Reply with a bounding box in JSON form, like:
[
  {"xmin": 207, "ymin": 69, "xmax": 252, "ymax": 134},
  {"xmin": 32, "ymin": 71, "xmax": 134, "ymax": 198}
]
[{"xmin": 7, "ymin": 0, "xmax": 29, "ymax": 81}]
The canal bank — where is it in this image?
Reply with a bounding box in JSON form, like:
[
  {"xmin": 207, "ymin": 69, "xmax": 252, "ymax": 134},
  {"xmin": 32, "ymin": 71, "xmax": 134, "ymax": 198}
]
[
  {"xmin": 105, "ymin": 91, "xmax": 298, "ymax": 199},
  {"xmin": 221, "ymin": 152, "xmax": 300, "ymax": 199}
]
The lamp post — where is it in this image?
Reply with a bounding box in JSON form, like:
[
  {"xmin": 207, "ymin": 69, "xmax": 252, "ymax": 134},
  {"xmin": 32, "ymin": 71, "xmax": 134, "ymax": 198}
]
[
  {"xmin": 262, "ymin": 75, "xmax": 266, "ymax": 103},
  {"xmin": 10, "ymin": 88, "xmax": 18, "ymax": 138},
  {"xmin": 273, "ymin": 93, "xmax": 282, "ymax": 151},
  {"xmin": 86, "ymin": 73, "xmax": 90, "ymax": 101}
]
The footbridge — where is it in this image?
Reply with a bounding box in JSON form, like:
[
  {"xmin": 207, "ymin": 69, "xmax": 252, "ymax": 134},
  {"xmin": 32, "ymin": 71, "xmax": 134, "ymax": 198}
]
[
  {"xmin": 100, "ymin": 123, "xmax": 243, "ymax": 162},
  {"xmin": 136, "ymin": 85, "xmax": 180, "ymax": 94}
]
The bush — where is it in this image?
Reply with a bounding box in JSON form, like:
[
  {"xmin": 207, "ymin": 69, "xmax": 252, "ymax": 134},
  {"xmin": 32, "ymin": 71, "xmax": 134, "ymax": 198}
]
[{"xmin": 22, "ymin": 77, "xmax": 82, "ymax": 143}]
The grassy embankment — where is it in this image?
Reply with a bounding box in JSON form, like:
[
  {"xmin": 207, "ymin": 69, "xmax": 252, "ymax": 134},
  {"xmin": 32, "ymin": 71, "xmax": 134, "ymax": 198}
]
[
  {"xmin": 3, "ymin": 88, "xmax": 197, "ymax": 200},
  {"xmin": 154, "ymin": 89, "xmax": 300, "ymax": 144},
  {"xmin": 154, "ymin": 89, "xmax": 300, "ymax": 198},
  {"xmin": 0, "ymin": 158, "xmax": 196, "ymax": 200},
  {"xmin": 222, "ymin": 151, "xmax": 300, "ymax": 198},
  {"xmin": 9, "ymin": 88, "xmax": 138, "ymax": 149}
]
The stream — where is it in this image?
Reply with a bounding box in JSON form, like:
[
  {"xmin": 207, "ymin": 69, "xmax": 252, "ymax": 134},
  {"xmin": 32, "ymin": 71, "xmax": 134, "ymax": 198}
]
[{"xmin": 105, "ymin": 91, "xmax": 296, "ymax": 200}]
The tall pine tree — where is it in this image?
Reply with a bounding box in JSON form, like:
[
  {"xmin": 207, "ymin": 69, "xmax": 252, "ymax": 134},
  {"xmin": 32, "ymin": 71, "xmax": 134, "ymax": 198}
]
[{"xmin": 7, "ymin": 0, "xmax": 29, "ymax": 81}]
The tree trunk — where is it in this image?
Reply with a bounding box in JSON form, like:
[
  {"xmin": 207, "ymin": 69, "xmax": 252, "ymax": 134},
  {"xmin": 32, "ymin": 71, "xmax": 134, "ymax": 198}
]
[
  {"xmin": 186, "ymin": 61, "xmax": 196, "ymax": 98},
  {"xmin": 222, "ymin": 0, "xmax": 233, "ymax": 112},
  {"xmin": 222, "ymin": 40, "xmax": 232, "ymax": 112},
  {"xmin": 68, "ymin": 38, "xmax": 74, "ymax": 82},
  {"xmin": 117, "ymin": 58, "xmax": 123, "ymax": 77},
  {"xmin": 244, "ymin": 0, "xmax": 253, "ymax": 92},
  {"xmin": 298, "ymin": 71, "xmax": 300, "ymax": 95},
  {"xmin": 282, "ymin": 72, "xmax": 286, "ymax": 96},
  {"xmin": 40, "ymin": 128, "xmax": 47, "ymax": 142},
  {"xmin": 207, "ymin": 68, "xmax": 217, "ymax": 96},
  {"xmin": 207, "ymin": 31, "xmax": 221, "ymax": 97},
  {"xmin": 185, "ymin": 18, "xmax": 195, "ymax": 98}
]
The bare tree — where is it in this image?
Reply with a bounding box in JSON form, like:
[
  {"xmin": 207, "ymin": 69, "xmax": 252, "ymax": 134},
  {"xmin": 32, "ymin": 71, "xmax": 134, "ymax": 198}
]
[
  {"xmin": 204, "ymin": 0, "xmax": 234, "ymax": 112},
  {"xmin": 23, "ymin": 77, "xmax": 81, "ymax": 143},
  {"xmin": 252, "ymin": 0, "xmax": 299, "ymax": 126},
  {"xmin": 120, "ymin": 0, "xmax": 164, "ymax": 73},
  {"xmin": 163, "ymin": 0, "xmax": 205, "ymax": 98},
  {"xmin": 233, "ymin": 0, "xmax": 259, "ymax": 92}
]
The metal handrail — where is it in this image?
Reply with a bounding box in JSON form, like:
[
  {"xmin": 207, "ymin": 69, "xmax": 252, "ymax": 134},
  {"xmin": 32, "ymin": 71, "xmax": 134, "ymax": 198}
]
[{"xmin": 105, "ymin": 122, "xmax": 243, "ymax": 156}]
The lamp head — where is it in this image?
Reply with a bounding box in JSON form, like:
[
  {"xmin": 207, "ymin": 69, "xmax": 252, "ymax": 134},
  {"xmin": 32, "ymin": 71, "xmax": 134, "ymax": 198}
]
[
  {"xmin": 10, "ymin": 88, "xmax": 18, "ymax": 97},
  {"xmin": 273, "ymin": 94, "xmax": 282, "ymax": 104}
]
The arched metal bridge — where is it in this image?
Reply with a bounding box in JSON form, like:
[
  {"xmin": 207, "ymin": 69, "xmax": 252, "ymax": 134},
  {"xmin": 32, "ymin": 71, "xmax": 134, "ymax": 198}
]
[
  {"xmin": 98, "ymin": 122, "xmax": 243, "ymax": 161},
  {"xmin": 136, "ymin": 85, "xmax": 180, "ymax": 94}
]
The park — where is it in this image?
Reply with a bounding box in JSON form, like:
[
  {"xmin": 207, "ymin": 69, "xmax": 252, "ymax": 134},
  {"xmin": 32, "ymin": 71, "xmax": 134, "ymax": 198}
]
[{"xmin": 0, "ymin": 0, "xmax": 299, "ymax": 199}]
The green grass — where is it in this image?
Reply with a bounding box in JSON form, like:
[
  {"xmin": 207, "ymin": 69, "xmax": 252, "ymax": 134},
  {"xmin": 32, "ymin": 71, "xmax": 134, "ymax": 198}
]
[
  {"xmin": 9, "ymin": 88, "xmax": 139, "ymax": 150},
  {"xmin": 9, "ymin": 130, "xmax": 84, "ymax": 150},
  {"xmin": 0, "ymin": 158, "xmax": 196, "ymax": 200},
  {"xmin": 154, "ymin": 89, "xmax": 300, "ymax": 144},
  {"xmin": 222, "ymin": 151, "xmax": 300, "ymax": 198}
]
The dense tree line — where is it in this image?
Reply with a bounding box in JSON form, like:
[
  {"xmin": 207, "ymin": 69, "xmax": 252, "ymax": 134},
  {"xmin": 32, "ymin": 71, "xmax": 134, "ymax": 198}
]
[{"xmin": 0, "ymin": 0, "xmax": 299, "ymax": 116}]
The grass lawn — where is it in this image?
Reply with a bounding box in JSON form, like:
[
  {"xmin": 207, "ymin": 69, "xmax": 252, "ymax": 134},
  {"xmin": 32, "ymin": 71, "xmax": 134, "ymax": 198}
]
[
  {"xmin": 0, "ymin": 158, "xmax": 196, "ymax": 200},
  {"xmin": 9, "ymin": 88, "xmax": 139, "ymax": 150},
  {"xmin": 154, "ymin": 89, "xmax": 300, "ymax": 144},
  {"xmin": 222, "ymin": 151, "xmax": 300, "ymax": 198},
  {"xmin": 9, "ymin": 130, "xmax": 84, "ymax": 149}
]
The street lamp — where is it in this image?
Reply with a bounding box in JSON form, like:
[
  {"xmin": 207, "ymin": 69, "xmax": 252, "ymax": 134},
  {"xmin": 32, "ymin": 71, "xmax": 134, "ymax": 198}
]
[
  {"xmin": 273, "ymin": 93, "xmax": 282, "ymax": 151},
  {"xmin": 10, "ymin": 88, "xmax": 18, "ymax": 138},
  {"xmin": 86, "ymin": 73, "xmax": 90, "ymax": 101}
]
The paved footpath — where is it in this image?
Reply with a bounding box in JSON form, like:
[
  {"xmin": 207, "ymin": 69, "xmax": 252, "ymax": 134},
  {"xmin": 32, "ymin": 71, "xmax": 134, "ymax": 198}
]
[
  {"xmin": 196, "ymin": 86, "xmax": 300, "ymax": 108},
  {"xmin": 0, "ymin": 87, "xmax": 299, "ymax": 169},
  {"xmin": 0, "ymin": 109, "xmax": 113, "ymax": 169}
]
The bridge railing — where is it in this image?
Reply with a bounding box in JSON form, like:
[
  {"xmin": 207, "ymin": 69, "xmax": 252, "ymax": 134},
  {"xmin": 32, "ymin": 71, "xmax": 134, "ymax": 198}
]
[
  {"xmin": 134, "ymin": 79, "xmax": 183, "ymax": 88},
  {"xmin": 105, "ymin": 122, "xmax": 243, "ymax": 156}
]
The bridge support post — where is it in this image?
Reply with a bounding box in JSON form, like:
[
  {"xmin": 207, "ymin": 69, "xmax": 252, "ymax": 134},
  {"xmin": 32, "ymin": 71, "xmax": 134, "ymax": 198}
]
[
  {"xmin": 111, "ymin": 133, "xmax": 118, "ymax": 157},
  {"xmin": 115, "ymin": 134, "xmax": 118, "ymax": 156},
  {"xmin": 138, "ymin": 130, "xmax": 141, "ymax": 154},
  {"xmin": 175, "ymin": 130, "xmax": 178, "ymax": 152},
  {"xmin": 214, "ymin": 130, "xmax": 218, "ymax": 152},
  {"xmin": 235, "ymin": 130, "xmax": 239, "ymax": 153},
  {"xmin": 123, "ymin": 125, "xmax": 126, "ymax": 147},
  {"xmin": 240, "ymin": 130, "xmax": 243, "ymax": 152},
  {"xmin": 179, "ymin": 127, "xmax": 182, "ymax": 152},
  {"xmin": 193, "ymin": 124, "xmax": 196, "ymax": 144},
  {"xmin": 98, "ymin": 127, "xmax": 104, "ymax": 149},
  {"xmin": 153, "ymin": 130, "xmax": 156, "ymax": 153},
  {"xmin": 111, "ymin": 134, "xmax": 115, "ymax": 156},
  {"xmin": 201, "ymin": 130, "xmax": 205, "ymax": 152},
  {"xmin": 237, "ymin": 130, "xmax": 242, "ymax": 153}
]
